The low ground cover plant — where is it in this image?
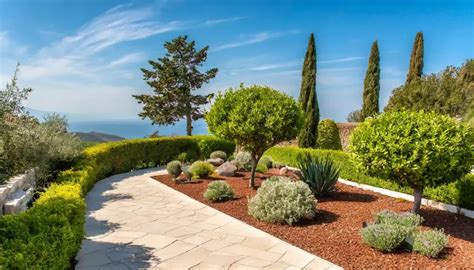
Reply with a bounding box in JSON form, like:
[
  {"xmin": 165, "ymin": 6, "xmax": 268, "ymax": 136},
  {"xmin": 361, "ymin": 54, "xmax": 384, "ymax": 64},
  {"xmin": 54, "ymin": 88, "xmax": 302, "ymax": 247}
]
[
  {"xmin": 258, "ymin": 156, "xmax": 272, "ymax": 170},
  {"xmin": 166, "ymin": 160, "xmax": 182, "ymax": 179},
  {"xmin": 248, "ymin": 176, "xmax": 316, "ymax": 225},
  {"xmin": 413, "ymin": 229, "xmax": 449, "ymax": 257},
  {"xmin": 350, "ymin": 111, "xmax": 473, "ymax": 213},
  {"xmin": 264, "ymin": 146, "xmax": 474, "ymax": 210},
  {"xmin": 296, "ymin": 154, "xmax": 340, "ymax": 197},
  {"xmin": 204, "ymin": 181, "xmax": 234, "ymax": 201},
  {"xmin": 210, "ymin": 150, "xmax": 227, "ymax": 160},
  {"xmin": 361, "ymin": 210, "xmax": 449, "ymax": 257},
  {"xmin": 190, "ymin": 161, "xmax": 214, "ymax": 178}
]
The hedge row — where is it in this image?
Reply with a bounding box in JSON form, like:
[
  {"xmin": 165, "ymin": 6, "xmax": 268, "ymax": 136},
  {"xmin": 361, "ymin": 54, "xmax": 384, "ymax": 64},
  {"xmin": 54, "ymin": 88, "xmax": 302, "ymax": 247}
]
[
  {"xmin": 0, "ymin": 136, "xmax": 235, "ymax": 269},
  {"xmin": 264, "ymin": 146, "xmax": 474, "ymax": 210}
]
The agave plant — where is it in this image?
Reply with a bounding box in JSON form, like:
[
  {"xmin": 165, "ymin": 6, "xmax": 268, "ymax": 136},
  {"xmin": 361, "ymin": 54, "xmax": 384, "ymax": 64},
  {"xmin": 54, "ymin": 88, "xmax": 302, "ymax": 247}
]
[{"xmin": 295, "ymin": 154, "xmax": 340, "ymax": 197}]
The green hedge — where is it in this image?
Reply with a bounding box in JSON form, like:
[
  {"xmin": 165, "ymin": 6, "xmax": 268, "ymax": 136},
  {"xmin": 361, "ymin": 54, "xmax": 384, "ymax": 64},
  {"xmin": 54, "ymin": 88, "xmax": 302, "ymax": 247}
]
[
  {"xmin": 0, "ymin": 136, "xmax": 235, "ymax": 269},
  {"xmin": 264, "ymin": 146, "xmax": 474, "ymax": 210}
]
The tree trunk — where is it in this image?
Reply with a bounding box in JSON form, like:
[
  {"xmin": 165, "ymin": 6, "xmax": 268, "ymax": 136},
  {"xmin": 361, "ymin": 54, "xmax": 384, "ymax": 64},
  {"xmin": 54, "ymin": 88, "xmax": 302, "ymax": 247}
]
[
  {"xmin": 249, "ymin": 154, "xmax": 261, "ymax": 188},
  {"xmin": 412, "ymin": 186, "xmax": 424, "ymax": 213},
  {"xmin": 186, "ymin": 112, "xmax": 192, "ymax": 136}
]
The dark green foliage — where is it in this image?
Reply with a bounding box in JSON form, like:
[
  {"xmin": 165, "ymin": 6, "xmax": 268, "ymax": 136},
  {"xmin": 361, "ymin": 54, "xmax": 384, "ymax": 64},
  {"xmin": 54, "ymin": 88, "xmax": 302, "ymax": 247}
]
[
  {"xmin": 0, "ymin": 136, "xmax": 234, "ymax": 269},
  {"xmin": 350, "ymin": 111, "xmax": 473, "ymax": 212},
  {"xmin": 413, "ymin": 229, "xmax": 449, "ymax": 257},
  {"xmin": 204, "ymin": 181, "xmax": 234, "ymax": 201},
  {"xmin": 386, "ymin": 59, "xmax": 474, "ymax": 119},
  {"xmin": 298, "ymin": 33, "xmax": 319, "ymax": 148},
  {"xmin": 296, "ymin": 154, "xmax": 339, "ymax": 197},
  {"xmin": 133, "ymin": 36, "xmax": 218, "ymax": 135},
  {"xmin": 263, "ymin": 146, "xmax": 474, "ymax": 209},
  {"xmin": 361, "ymin": 223, "xmax": 410, "ymax": 252},
  {"xmin": 347, "ymin": 109, "xmax": 364, "ymax": 122},
  {"xmin": 362, "ymin": 41, "xmax": 380, "ymax": 118},
  {"xmin": 206, "ymin": 85, "xmax": 303, "ymax": 188},
  {"xmin": 166, "ymin": 160, "xmax": 182, "ymax": 178},
  {"xmin": 316, "ymin": 119, "xmax": 342, "ymax": 150},
  {"xmin": 406, "ymin": 32, "xmax": 424, "ymax": 84}
]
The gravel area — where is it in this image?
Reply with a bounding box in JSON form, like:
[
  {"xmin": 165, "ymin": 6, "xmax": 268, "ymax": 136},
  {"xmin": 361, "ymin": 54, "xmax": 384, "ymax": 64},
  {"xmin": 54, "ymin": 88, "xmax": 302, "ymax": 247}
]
[{"xmin": 153, "ymin": 169, "xmax": 474, "ymax": 269}]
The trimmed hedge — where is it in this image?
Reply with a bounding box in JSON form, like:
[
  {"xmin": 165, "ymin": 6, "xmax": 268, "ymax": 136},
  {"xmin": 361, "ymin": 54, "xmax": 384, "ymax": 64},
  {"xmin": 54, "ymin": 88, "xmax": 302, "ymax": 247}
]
[
  {"xmin": 0, "ymin": 136, "xmax": 235, "ymax": 269},
  {"xmin": 264, "ymin": 146, "xmax": 474, "ymax": 210}
]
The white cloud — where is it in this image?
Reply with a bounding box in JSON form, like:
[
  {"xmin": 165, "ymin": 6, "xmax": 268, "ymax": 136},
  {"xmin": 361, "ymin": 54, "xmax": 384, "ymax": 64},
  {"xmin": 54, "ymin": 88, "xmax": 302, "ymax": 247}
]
[
  {"xmin": 319, "ymin": 56, "xmax": 364, "ymax": 64},
  {"xmin": 107, "ymin": 52, "xmax": 146, "ymax": 68},
  {"xmin": 204, "ymin": 16, "xmax": 247, "ymax": 26},
  {"xmin": 213, "ymin": 31, "xmax": 298, "ymax": 51},
  {"xmin": 248, "ymin": 61, "xmax": 300, "ymax": 71}
]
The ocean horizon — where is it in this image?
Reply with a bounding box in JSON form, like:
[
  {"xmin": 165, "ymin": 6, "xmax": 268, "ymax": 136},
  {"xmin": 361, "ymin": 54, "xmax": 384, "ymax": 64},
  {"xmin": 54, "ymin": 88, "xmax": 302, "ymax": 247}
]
[{"xmin": 68, "ymin": 119, "xmax": 209, "ymax": 139}]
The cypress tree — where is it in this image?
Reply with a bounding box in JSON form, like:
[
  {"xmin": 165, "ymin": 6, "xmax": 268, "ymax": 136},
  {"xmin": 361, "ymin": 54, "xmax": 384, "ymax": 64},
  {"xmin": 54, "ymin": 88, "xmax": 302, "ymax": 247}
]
[
  {"xmin": 362, "ymin": 41, "xmax": 380, "ymax": 118},
  {"xmin": 298, "ymin": 33, "xmax": 319, "ymax": 148},
  {"xmin": 406, "ymin": 32, "xmax": 424, "ymax": 84}
]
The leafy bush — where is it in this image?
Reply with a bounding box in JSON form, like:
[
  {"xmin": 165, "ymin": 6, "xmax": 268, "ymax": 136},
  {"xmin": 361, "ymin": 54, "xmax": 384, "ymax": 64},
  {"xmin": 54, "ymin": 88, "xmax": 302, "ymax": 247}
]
[
  {"xmin": 317, "ymin": 119, "xmax": 342, "ymax": 150},
  {"xmin": 183, "ymin": 166, "xmax": 193, "ymax": 180},
  {"xmin": 210, "ymin": 150, "xmax": 227, "ymax": 160},
  {"xmin": 0, "ymin": 136, "xmax": 234, "ymax": 269},
  {"xmin": 296, "ymin": 154, "xmax": 340, "ymax": 197},
  {"xmin": 232, "ymin": 151, "xmax": 253, "ymax": 171},
  {"xmin": 177, "ymin": 152, "xmax": 197, "ymax": 163},
  {"xmin": 374, "ymin": 210, "xmax": 424, "ymax": 229},
  {"xmin": 248, "ymin": 176, "xmax": 316, "ymax": 225},
  {"xmin": 206, "ymin": 84, "xmax": 303, "ymax": 187},
  {"xmin": 413, "ymin": 229, "xmax": 449, "ymax": 257},
  {"xmin": 166, "ymin": 160, "xmax": 182, "ymax": 178},
  {"xmin": 204, "ymin": 181, "xmax": 235, "ymax": 201},
  {"xmin": 190, "ymin": 161, "xmax": 214, "ymax": 178},
  {"xmin": 197, "ymin": 138, "xmax": 235, "ymax": 160},
  {"xmin": 258, "ymin": 156, "xmax": 272, "ymax": 169},
  {"xmin": 256, "ymin": 163, "xmax": 268, "ymax": 173},
  {"xmin": 264, "ymin": 146, "xmax": 474, "ymax": 209},
  {"xmin": 350, "ymin": 111, "xmax": 473, "ymax": 212},
  {"xmin": 361, "ymin": 223, "xmax": 410, "ymax": 252}
]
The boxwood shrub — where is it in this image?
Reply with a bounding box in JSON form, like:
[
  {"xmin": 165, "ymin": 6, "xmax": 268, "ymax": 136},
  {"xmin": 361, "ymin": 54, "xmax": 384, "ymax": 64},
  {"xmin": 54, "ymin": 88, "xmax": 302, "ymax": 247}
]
[
  {"xmin": 0, "ymin": 136, "xmax": 235, "ymax": 269},
  {"xmin": 264, "ymin": 146, "xmax": 474, "ymax": 210}
]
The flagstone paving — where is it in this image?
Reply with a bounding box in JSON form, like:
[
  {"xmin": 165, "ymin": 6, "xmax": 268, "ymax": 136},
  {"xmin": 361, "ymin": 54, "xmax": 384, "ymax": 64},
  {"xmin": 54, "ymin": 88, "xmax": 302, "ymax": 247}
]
[{"xmin": 76, "ymin": 168, "xmax": 341, "ymax": 270}]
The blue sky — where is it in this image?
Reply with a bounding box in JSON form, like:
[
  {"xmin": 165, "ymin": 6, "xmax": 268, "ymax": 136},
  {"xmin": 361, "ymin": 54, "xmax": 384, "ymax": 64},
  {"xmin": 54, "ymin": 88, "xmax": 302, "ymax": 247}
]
[{"xmin": 0, "ymin": 0, "xmax": 473, "ymax": 123}]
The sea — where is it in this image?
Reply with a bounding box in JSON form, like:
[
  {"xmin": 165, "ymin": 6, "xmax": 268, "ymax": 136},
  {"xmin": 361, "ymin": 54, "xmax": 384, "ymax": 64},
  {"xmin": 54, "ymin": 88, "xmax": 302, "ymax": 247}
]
[{"xmin": 68, "ymin": 119, "xmax": 209, "ymax": 139}]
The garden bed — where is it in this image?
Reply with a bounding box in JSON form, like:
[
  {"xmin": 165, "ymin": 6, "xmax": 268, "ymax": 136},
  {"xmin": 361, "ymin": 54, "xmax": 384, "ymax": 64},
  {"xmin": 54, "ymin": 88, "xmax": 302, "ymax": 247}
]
[{"xmin": 153, "ymin": 169, "xmax": 474, "ymax": 268}]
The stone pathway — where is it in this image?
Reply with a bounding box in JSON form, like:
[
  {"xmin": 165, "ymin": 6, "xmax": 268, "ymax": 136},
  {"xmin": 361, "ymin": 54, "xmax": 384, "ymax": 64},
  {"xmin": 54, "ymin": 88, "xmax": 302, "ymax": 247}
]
[{"xmin": 76, "ymin": 168, "xmax": 341, "ymax": 270}]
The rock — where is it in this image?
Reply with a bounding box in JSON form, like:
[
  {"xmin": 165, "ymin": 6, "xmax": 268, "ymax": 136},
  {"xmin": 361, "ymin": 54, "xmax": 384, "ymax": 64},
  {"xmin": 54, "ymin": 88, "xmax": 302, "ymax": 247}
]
[
  {"xmin": 279, "ymin": 166, "xmax": 289, "ymax": 175},
  {"xmin": 207, "ymin": 158, "xmax": 224, "ymax": 166},
  {"xmin": 217, "ymin": 162, "xmax": 237, "ymax": 177}
]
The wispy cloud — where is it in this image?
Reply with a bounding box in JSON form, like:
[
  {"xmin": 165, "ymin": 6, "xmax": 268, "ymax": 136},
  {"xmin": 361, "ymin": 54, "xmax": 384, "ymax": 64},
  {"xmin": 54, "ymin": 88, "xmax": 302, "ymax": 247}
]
[
  {"xmin": 213, "ymin": 31, "xmax": 298, "ymax": 51},
  {"xmin": 107, "ymin": 52, "xmax": 146, "ymax": 68},
  {"xmin": 249, "ymin": 61, "xmax": 301, "ymax": 71},
  {"xmin": 204, "ymin": 16, "xmax": 247, "ymax": 26},
  {"xmin": 319, "ymin": 56, "xmax": 364, "ymax": 64}
]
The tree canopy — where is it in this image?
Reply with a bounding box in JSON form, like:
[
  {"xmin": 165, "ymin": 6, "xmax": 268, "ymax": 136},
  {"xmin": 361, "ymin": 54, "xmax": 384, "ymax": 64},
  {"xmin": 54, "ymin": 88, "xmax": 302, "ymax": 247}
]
[
  {"xmin": 361, "ymin": 41, "xmax": 380, "ymax": 118},
  {"xmin": 206, "ymin": 85, "xmax": 303, "ymax": 187},
  {"xmin": 133, "ymin": 36, "xmax": 218, "ymax": 135}
]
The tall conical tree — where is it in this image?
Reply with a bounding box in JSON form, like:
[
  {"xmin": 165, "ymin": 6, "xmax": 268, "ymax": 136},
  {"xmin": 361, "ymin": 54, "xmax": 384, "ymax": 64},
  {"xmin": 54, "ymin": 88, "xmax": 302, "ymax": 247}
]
[
  {"xmin": 298, "ymin": 33, "xmax": 319, "ymax": 148},
  {"xmin": 362, "ymin": 41, "xmax": 380, "ymax": 118},
  {"xmin": 406, "ymin": 32, "xmax": 424, "ymax": 84}
]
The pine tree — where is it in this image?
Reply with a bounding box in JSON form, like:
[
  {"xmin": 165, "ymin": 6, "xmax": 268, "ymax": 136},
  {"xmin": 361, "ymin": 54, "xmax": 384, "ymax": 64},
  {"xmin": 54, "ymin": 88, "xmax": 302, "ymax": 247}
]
[
  {"xmin": 133, "ymin": 36, "xmax": 218, "ymax": 135},
  {"xmin": 406, "ymin": 32, "xmax": 424, "ymax": 84},
  {"xmin": 298, "ymin": 33, "xmax": 319, "ymax": 148},
  {"xmin": 362, "ymin": 41, "xmax": 380, "ymax": 118}
]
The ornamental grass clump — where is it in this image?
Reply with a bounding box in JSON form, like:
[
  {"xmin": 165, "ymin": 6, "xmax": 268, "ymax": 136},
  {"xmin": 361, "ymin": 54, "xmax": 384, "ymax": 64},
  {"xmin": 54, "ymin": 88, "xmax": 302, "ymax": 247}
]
[
  {"xmin": 413, "ymin": 229, "xmax": 449, "ymax": 257},
  {"xmin": 248, "ymin": 176, "xmax": 316, "ymax": 225},
  {"xmin": 166, "ymin": 161, "xmax": 182, "ymax": 179},
  {"xmin": 190, "ymin": 161, "xmax": 214, "ymax": 178},
  {"xmin": 210, "ymin": 150, "xmax": 227, "ymax": 160},
  {"xmin": 361, "ymin": 223, "xmax": 410, "ymax": 252},
  {"xmin": 204, "ymin": 181, "xmax": 234, "ymax": 202}
]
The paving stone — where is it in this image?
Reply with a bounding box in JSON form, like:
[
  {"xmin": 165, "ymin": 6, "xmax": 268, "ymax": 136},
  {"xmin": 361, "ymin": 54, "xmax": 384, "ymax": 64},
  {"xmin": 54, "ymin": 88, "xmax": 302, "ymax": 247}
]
[{"xmin": 76, "ymin": 168, "xmax": 341, "ymax": 270}]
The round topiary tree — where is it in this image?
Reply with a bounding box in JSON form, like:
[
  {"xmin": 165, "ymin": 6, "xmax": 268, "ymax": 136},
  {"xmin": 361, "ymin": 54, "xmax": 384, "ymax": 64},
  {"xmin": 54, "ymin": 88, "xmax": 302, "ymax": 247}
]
[
  {"xmin": 206, "ymin": 85, "xmax": 304, "ymax": 188},
  {"xmin": 317, "ymin": 119, "xmax": 342, "ymax": 150},
  {"xmin": 350, "ymin": 111, "xmax": 473, "ymax": 213}
]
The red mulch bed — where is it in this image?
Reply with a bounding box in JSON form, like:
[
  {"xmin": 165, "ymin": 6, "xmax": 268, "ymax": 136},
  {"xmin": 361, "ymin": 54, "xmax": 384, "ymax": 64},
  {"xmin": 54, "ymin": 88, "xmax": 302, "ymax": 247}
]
[{"xmin": 152, "ymin": 169, "xmax": 474, "ymax": 269}]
